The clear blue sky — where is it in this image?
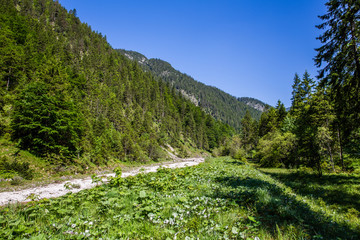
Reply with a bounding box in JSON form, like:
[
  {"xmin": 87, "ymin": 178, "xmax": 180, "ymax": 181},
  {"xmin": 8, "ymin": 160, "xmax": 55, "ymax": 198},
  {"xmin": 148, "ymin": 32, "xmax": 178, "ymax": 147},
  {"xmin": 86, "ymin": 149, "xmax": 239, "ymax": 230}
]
[{"xmin": 59, "ymin": 0, "xmax": 327, "ymax": 107}]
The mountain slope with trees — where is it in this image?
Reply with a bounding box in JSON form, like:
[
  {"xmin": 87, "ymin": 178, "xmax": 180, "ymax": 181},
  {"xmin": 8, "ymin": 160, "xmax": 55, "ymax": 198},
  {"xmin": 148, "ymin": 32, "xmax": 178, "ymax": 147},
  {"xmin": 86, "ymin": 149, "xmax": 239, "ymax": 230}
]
[
  {"xmin": 117, "ymin": 49, "xmax": 268, "ymax": 131},
  {"xmin": 237, "ymin": 97, "xmax": 270, "ymax": 112},
  {"xmin": 0, "ymin": 0, "xmax": 233, "ymax": 174}
]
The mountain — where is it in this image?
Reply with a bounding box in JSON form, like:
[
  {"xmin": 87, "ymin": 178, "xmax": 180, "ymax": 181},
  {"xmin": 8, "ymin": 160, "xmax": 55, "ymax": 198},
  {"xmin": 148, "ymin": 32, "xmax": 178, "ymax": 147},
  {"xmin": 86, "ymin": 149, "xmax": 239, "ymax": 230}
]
[
  {"xmin": 237, "ymin": 97, "xmax": 270, "ymax": 112},
  {"xmin": 117, "ymin": 49, "xmax": 268, "ymax": 131},
  {"xmin": 0, "ymin": 0, "xmax": 233, "ymax": 169}
]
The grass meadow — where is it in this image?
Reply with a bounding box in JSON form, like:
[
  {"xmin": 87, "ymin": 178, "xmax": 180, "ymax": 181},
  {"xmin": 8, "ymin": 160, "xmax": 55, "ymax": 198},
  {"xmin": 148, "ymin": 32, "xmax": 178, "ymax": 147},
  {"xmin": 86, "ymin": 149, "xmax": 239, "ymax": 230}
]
[{"xmin": 1, "ymin": 157, "xmax": 359, "ymax": 239}]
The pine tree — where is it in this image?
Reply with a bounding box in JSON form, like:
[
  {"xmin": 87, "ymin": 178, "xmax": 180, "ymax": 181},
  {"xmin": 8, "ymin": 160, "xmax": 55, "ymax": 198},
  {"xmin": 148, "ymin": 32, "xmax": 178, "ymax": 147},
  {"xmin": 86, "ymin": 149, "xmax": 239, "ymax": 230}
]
[
  {"xmin": 290, "ymin": 73, "xmax": 302, "ymax": 114},
  {"xmin": 11, "ymin": 82, "xmax": 83, "ymax": 158},
  {"xmin": 311, "ymin": 86, "xmax": 337, "ymax": 172},
  {"xmin": 315, "ymin": 0, "xmax": 360, "ymax": 88},
  {"xmin": 0, "ymin": 24, "xmax": 25, "ymax": 91},
  {"xmin": 241, "ymin": 110, "xmax": 257, "ymax": 151},
  {"xmin": 300, "ymin": 71, "xmax": 315, "ymax": 102},
  {"xmin": 315, "ymin": 0, "xmax": 360, "ymax": 137},
  {"xmin": 258, "ymin": 107, "xmax": 279, "ymax": 138},
  {"xmin": 275, "ymin": 100, "xmax": 287, "ymax": 125}
]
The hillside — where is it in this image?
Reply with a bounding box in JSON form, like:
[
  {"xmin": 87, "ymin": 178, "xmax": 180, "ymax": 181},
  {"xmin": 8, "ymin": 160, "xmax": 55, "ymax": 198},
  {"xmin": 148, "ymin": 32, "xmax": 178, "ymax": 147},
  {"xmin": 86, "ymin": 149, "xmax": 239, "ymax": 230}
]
[
  {"xmin": 117, "ymin": 49, "xmax": 268, "ymax": 131},
  {"xmin": 238, "ymin": 97, "xmax": 270, "ymax": 112},
  {"xmin": 0, "ymin": 0, "xmax": 233, "ymax": 174}
]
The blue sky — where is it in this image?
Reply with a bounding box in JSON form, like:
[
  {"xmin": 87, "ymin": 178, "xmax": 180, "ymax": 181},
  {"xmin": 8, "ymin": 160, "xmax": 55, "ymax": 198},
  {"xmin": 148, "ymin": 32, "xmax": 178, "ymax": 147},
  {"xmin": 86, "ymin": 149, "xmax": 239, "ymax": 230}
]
[{"xmin": 59, "ymin": 0, "xmax": 327, "ymax": 107}]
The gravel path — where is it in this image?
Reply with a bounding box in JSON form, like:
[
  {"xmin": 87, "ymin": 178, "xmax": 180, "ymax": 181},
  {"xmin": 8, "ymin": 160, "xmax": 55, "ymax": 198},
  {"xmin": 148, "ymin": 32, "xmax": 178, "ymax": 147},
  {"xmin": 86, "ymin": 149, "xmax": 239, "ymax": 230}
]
[{"xmin": 0, "ymin": 157, "xmax": 204, "ymax": 206}]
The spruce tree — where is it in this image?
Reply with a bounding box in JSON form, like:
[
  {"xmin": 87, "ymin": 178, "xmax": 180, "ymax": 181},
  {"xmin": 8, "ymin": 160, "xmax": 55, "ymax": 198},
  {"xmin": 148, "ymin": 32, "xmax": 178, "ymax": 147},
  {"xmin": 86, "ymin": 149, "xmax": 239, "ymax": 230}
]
[
  {"xmin": 241, "ymin": 110, "xmax": 257, "ymax": 151},
  {"xmin": 290, "ymin": 73, "xmax": 302, "ymax": 114},
  {"xmin": 275, "ymin": 100, "xmax": 287, "ymax": 125},
  {"xmin": 11, "ymin": 82, "xmax": 83, "ymax": 158},
  {"xmin": 315, "ymin": 0, "xmax": 360, "ymax": 138}
]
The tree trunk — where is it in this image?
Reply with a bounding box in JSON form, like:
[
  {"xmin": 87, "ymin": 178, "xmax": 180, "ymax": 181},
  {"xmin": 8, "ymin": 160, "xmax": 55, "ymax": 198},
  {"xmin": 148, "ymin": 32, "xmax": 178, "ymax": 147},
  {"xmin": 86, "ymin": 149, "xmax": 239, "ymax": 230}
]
[
  {"xmin": 6, "ymin": 77, "xmax": 10, "ymax": 91},
  {"xmin": 350, "ymin": 19, "xmax": 360, "ymax": 106},
  {"xmin": 316, "ymin": 157, "xmax": 322, "ymax": 177},
  {"xmin": 327, "ymin": 142, "xmax": 335, "ymax": 172},
  {"xmin": 337, "ymin": 127, "xmax": 344, "ymax": 170},
  {"xmin": 350, "ymin": 19, "xmax": 360, "ymax": 82},
  {"xmin": 6, "ymin": 68, "xmax": 11, "ymax": 91}
]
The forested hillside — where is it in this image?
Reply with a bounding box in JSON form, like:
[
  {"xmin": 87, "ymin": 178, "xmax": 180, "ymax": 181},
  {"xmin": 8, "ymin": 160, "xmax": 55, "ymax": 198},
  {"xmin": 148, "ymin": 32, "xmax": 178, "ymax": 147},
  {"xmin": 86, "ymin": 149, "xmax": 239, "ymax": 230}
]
[
  {"xmin": 117, "ymin": 49, "xmax": 265, "ymax": 131},
  {"xmin": 237, "ymin": 97, "xmax": 270, "ymax": 112},
  {"xmin": 0, "ymin": 0, "xmax": 233, "ymax": 171}
]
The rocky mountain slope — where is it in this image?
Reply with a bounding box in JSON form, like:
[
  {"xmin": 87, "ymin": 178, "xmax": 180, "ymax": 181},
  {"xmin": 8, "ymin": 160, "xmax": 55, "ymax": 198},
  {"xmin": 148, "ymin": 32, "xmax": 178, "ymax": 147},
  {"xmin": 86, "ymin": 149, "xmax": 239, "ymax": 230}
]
[{"xmin": 117, "ymin": 49, "xmax": 269, "ymax": 131}]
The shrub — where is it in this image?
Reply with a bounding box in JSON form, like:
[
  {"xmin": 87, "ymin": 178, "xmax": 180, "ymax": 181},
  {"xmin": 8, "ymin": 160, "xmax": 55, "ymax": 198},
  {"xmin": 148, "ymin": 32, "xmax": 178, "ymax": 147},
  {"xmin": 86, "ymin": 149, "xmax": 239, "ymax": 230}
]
[
  {"xmin": 11, "ymin": 176, "xmax": 23, "ymax": 185},
  {"xmin": 233, "ymin": 148, "xmax": 247, "ymax": 161},
  {"xmin": 114, "ymin": 167, "xmax": 122, "ymax": 177},
  {"xmin": 256, "ymin": 131, "xmax": 297, "ymax": 167},
  {"xmin": 0, "ymin": 169, "xmax": 16, "ymax": 179},
  {"xmin": 0, "ymin": 156, "xmax": 34, "ymax": 180}
]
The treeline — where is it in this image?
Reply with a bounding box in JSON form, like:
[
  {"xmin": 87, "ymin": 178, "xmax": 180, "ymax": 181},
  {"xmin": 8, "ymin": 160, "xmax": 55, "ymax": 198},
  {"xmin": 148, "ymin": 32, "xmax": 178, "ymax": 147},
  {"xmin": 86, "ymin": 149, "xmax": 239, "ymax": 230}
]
[
  {"xmin": 221, "ymin": 0, "xmax": 360, "ymax": 175},
  {"xmin": 117, "ymin": 49, "xmax": 263, "ymax": 131},
  {"xmin": 0, "ymin": 0, "xmax": 233, "ymax": 166},
  {"xmin": 221, "ymin": 71, "xmax": 359, "ymax": 175}
]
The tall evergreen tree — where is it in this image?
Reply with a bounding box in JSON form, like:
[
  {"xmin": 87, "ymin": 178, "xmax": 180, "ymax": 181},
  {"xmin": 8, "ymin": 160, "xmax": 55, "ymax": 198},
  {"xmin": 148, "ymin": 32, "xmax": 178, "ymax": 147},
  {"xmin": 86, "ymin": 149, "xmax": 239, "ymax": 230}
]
[
  {"xmin": 291, "ymin": 73, "xmax": 301, "ymax": 112},
  {"xmin": 240, "ymin": 110, "xmax": 257, "ymax": 151},
  {"xmin": 258, "ymin": 108, "xmax": 278, "ymax": 137},
  {"xmin": 275, "ymin": 100, "xmax": 287, "ymax": 125},
  {"xmin": 300, "ymin": 71, "xmax": 315, "ymax": 102},
  {"xmin": 11, "ymin": 82, "xmax": 83, "ymax": 158},
  {"xmin": 315, "ymin": 0, "xmax": 360, "ymax": 138}
]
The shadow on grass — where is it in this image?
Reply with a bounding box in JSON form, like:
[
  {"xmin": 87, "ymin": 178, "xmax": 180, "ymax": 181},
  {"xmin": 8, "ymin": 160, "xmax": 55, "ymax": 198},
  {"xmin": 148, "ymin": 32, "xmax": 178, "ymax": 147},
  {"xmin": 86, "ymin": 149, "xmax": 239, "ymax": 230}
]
[
  {"xmin": 260, "ymin": 170, "xmax": 360, "ymax": 212},
  {"xmin": 213, "ymin": 176, "xmax": 360, "ymax": 240},
  {"xmin": 225, "ymin": 159, "xmax": 246, "ymax": 166}
]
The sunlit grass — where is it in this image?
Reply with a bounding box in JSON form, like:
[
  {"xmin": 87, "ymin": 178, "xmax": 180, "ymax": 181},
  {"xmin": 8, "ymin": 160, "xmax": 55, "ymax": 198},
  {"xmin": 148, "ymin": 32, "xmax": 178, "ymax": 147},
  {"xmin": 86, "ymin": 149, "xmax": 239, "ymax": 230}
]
[{"xmin": 0, "ymin": 157, "xmax": 359, "ymax": 239}]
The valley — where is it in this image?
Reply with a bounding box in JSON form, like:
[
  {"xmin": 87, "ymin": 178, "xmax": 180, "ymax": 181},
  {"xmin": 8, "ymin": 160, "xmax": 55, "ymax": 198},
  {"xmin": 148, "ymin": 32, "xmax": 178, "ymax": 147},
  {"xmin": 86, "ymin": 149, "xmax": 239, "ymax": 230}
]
[{"xmin": 1, "ymin": 0, "xmax": 360, "ymax": 239}]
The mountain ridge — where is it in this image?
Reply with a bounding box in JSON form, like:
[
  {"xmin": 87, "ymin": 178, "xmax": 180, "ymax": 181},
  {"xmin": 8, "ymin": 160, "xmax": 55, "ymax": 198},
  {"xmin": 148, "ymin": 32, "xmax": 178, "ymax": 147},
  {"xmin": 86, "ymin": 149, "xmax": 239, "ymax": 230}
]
[
  {"xmin": 238, "ymin": 97, "xmax": 270, "ymax": 112},
  {"xmin": 117, "ymin": 49, "xmax": 269, "ymax": 130}
]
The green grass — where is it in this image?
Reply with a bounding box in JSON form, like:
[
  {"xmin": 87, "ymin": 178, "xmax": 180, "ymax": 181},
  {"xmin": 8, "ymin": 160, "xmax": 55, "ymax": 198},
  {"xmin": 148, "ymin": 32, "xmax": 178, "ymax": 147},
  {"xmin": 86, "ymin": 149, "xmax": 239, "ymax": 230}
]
[
  {"xmin": 260, "ymin": 168, "xmax": 360, "ymax": 224},
  {"xmin": 0, "ymin": 157, "xmax": 359, "ymax": 239}
]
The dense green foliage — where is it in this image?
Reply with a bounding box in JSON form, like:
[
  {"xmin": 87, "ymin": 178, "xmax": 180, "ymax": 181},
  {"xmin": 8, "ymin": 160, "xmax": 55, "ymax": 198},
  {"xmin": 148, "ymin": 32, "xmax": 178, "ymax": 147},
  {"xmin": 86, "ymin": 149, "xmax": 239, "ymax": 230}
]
[
  {"xmin": 314, "ymin": 0, "xmax": 360, "ymax": 168},
  {"xmin": 1, "ymin": 157, "xmax": 359, "ymax": 239},
  {"xmin": 227, "ymin": 68, "xmax": 359, "ymax": 175},
  {"xmin": 117, "ymin": 49, "xmax": 266, "ymax": 131},
  {"xmin": 0, "ymin": 0, "xmax": 233, "ymax": 167},
  {"xmin": 315, "ymin": 0, "xmax": 360, "ymax": 136},
  {"xmin": 0, "ymin": 155, "xmax": 34, "ymax": 180},
  {"xmin": 227, "ymin": 69, "xmax": 359, "ymax": 174},
  {"xmin": 11, "ymin": 82, "xmax": 83, "ymax": 158}
]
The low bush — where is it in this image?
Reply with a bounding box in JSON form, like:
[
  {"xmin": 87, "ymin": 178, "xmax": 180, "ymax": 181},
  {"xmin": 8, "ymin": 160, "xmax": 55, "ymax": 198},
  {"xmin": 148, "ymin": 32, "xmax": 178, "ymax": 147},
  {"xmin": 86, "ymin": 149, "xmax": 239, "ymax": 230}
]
[{"xmin": 0, "ymin": 156, "xmax": 34, "ymax": 180}]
